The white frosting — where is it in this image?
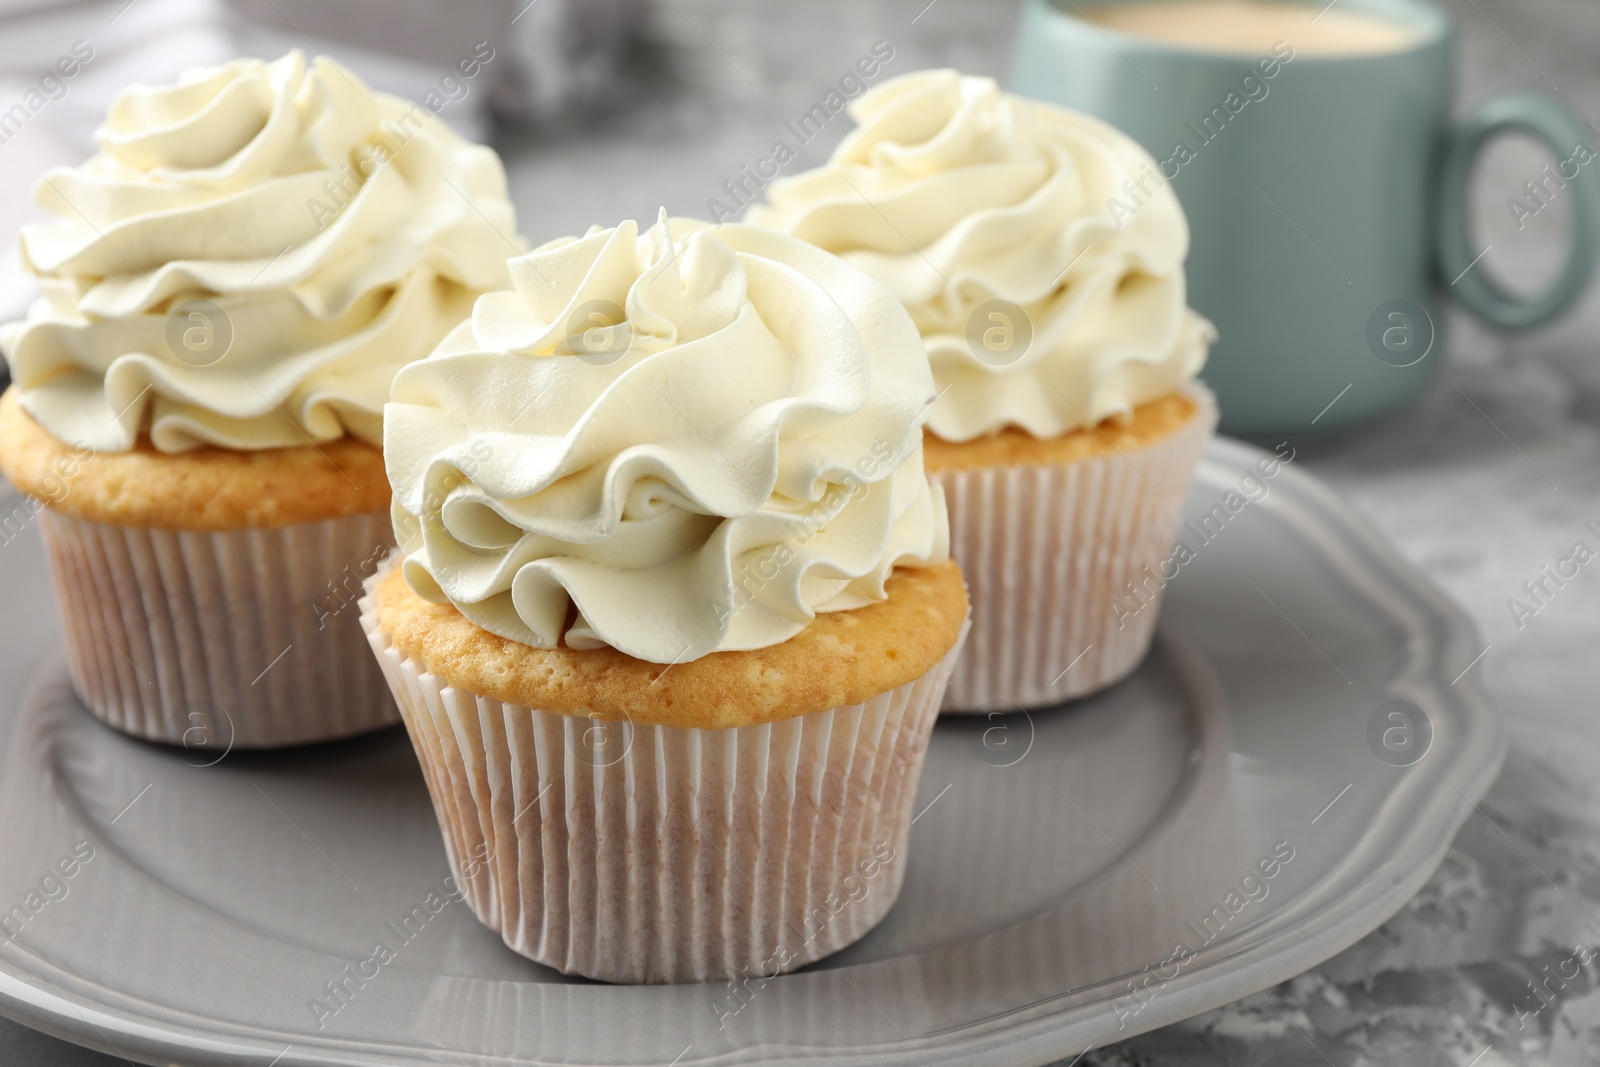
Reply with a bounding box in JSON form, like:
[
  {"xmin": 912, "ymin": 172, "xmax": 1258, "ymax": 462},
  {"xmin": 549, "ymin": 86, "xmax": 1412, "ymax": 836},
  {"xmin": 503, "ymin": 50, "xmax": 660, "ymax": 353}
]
[
  {"xmin": 748, "ymin": 69, "xmax": 1213, "ymax": 442},
  {"xmin": 386, "ymin": 215, "xmax": 949, "ymax": 663},
  {"xmin": 1, "ymin": 51, "xmax": 518, "ymax": 453}
]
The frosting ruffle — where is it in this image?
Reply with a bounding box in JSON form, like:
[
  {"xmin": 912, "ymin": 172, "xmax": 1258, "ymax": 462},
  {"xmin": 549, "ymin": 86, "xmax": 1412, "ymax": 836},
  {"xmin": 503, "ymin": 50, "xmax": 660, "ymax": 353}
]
[
  {"xmin": 748, "ymin": 69, "xmax": 1213, "ymax": 442},
  {"xmin": 385, "ymin": 214, "xmax": 948, "ymax": 662},
  {"xmin": 2, "ymin": 51, "xmax": 519, "ymax": 453}
]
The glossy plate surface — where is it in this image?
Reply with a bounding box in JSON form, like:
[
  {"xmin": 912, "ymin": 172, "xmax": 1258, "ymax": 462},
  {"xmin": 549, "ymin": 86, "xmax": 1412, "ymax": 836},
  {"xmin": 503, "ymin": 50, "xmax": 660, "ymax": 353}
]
[{"xmin": 0, "ymin": 437, "xmax": 1505, "ymax": 1066}]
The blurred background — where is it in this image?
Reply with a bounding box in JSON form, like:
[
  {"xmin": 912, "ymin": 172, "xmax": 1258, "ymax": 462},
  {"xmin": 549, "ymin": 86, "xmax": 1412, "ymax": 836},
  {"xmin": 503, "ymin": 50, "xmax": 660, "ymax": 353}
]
[
  {"xmin": 0, "ymin": 0, "xmax": 650, "ymax": 326},
  {"xmin": 1, "ymin": 0, "xmax": 1596, "ymax": 391},
  {"xmin": 2, "ymin": 0, "xmax": 1600, "ymax": 1063}
]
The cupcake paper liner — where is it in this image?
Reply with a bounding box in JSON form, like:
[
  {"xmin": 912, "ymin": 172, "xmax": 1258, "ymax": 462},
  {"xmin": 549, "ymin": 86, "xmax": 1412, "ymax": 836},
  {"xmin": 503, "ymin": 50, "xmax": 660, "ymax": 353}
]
[
  {"xmin": 361, "ymin": 570, "xmax": 968, "ymax": 984},
  {"xmin": 931, "ymin": 384, "xmax": 1216, "ymax": 712},
  {"xmin": 38, "ymin": 507, "xmax": 398, "ymax": 748}
]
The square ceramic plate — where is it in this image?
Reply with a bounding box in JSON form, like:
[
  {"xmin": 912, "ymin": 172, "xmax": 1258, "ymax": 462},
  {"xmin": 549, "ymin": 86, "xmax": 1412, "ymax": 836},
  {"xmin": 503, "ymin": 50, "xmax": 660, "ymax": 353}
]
[{"xmin": 0, "ymin": 437, "xmax": 1505, "ymax": 1066}]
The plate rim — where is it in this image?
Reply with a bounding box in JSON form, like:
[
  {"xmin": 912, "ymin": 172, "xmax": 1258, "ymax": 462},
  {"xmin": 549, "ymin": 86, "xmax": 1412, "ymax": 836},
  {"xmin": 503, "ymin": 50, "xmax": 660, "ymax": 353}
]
[{"xmin": 0, "ymin": 435, "xmax": 1508, "ymax": 1067}]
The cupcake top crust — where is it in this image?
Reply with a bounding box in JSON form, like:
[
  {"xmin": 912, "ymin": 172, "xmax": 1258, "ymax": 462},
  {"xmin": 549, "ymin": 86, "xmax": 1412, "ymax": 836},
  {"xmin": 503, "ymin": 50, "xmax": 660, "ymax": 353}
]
[
  {"xmin": 1, "ymin": 51, "xmax": 519, "ymax": 454},
  {"xmin": 385, "ymin": 213, "xmax": 950, "ymax": 665},
  {"xmin": 0, "ymin": 388, "xmax": 390, "ymax": 529},
  {"xmin": 369, "ymin": 558, "xmax": 967, "ymax": 727},
  {"xmin": 748, "ymin": 69, "xmax": 1214, "ymax": 443}
]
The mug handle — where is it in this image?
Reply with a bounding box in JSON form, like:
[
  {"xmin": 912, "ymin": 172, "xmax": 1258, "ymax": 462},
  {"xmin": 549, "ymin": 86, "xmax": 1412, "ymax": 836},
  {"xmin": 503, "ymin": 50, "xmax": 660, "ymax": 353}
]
[{"xmin": 1436, "ymin": 92, "xmax": 1600, "ymax": 330}]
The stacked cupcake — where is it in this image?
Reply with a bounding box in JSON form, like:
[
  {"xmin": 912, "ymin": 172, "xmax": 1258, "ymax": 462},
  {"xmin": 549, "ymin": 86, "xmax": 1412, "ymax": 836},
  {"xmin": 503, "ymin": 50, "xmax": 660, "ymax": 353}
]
[
  {"xmin": 0, "ymin": 54, "xmax": 1221, "ymax": 986},
  {"xmin": 751, "ymin": 69, "xmax": 1217, "ymax": 711}
]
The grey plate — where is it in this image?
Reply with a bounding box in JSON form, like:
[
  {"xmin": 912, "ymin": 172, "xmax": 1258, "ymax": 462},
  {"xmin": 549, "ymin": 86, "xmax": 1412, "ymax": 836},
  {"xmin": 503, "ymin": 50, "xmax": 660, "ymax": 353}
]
[{"xmin": 0, "ymin": 437, "xmax": 1505, "ymax": 1067}]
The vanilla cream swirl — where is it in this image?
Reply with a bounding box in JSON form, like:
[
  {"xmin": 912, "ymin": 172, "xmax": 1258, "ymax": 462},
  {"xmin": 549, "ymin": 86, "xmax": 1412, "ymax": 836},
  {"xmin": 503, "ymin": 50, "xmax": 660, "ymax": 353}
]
[
  {"xmin": 386, "ymin": 215, "xmax": 948, "ymax": 662},
  {"xmin": 748, "ymin": 69, "xmax": 1213, "ymax": 442},
  {"xmin": 1, "ymin": 51, "xmax": 518, "ymax": 453}
]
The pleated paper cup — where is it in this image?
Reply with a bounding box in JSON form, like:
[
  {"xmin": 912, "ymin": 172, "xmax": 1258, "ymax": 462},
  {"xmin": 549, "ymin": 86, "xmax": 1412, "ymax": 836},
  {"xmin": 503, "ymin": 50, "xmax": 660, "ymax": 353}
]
[
  {"xmin": 361, "ymin": 571, "xmax": 967, "ymax": 984},
  {"xmin": 38, "ymin": 507, "xmax": 399, "ymax": 748},
  {"xmin": 931, "ymin": 384, "xmax": 1216, "ymax": 712}
]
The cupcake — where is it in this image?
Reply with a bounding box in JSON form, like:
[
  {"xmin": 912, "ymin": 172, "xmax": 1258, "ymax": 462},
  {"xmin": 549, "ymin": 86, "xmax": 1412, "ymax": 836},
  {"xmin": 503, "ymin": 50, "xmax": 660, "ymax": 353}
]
[
  {"xmin": 361, "ymin": 214, "xmax": 966, "ymax": 983},
  {"xmin": 748, "ymin": 69, "xmax": 1217, "ymax": 711},
  {"xmin": 0, "ymin": 52, "xmax": 519, "ymax": 747}
]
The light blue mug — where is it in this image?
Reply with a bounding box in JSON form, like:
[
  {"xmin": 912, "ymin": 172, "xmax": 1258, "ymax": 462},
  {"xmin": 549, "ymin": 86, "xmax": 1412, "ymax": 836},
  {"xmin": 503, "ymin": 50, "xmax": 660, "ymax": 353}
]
[{"xmin": 1011, "ymin": 0, "xmax": 1600, "ymax": 439}]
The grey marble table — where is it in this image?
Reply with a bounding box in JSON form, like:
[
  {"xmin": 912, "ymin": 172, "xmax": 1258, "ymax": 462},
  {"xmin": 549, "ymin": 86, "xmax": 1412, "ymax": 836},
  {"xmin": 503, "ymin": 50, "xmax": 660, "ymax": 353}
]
[{"xmin": 3, "ymin": 0, "xmax": 1599, "ymax": 1062}]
